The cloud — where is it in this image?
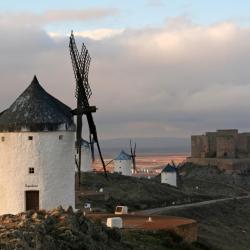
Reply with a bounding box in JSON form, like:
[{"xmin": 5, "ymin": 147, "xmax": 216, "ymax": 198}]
[
  {"xmin": 0, "ymin": 8, "xmax": 119, "ymax": 26},
  {"xmin": 49, "ymin": 29, "xmax": 124, "ymax": 40},
  {"xmin": 1, "ymin": 17, "xmax": 250, "ymax": 140}
]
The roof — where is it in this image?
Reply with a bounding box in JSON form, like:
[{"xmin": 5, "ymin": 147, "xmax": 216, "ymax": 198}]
[
  {"xmin": 0, "ymin": 76, "xmax": 75, "ymax": 132},
  {"xmin": 114, "ymin": 150, "xmax": 132, "ymax": 161},
  {"xmin": 162, "ymin": 164, "xmax": 177, "ymax": 173}
]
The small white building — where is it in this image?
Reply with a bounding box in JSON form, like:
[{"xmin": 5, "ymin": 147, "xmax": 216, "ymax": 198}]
[
  {"xmin": 161, "ymin": 164, "xmax": 177, "ymax": 187},
  {"xmin": 113, "ymin": 150, "xmax": 133, "ymax": 176},
  {"xmin": 0, "ymin": 76, "xmax": 76, "ymax": 215},
  {"xmin": 75, "ymin": 139, "xmax": 92, "ymax": 172}
]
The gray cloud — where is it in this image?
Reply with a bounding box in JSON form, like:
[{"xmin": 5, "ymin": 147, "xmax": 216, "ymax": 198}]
[
  {"xmin": 0, "ymin": 8, "xmax": 119, "ymax": 26},
  {"xmin": 1, "ymin": 17, "xmax": 250, "ymax": 139}
]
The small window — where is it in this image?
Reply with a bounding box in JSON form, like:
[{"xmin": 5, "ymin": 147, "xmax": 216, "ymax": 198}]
[
  {"xmin": 29, "ymin": 168, "xmax": 35, "ymax": 174},
  {"xmin": 28, "ymin": 136, "xmax": 33, "ymax": 141},
  {"xmin": 1, "ymin": 137, "xmax": 5, "ymax": 142},
  {"xmin": 59, "ymin": 135, "xmax": 63, "ymax": 140}
]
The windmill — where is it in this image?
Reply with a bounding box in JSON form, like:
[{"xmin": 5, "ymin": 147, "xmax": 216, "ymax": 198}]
[
  {"xmin": 69, "ymin": 31, "xmax": 107, "ymax": 187},
  {"xmin": 171, "ymin": 160, "xmax": 182, "ymax": 188},
  {"xmin": 130, "ymin": 140, "xmax": 137, "ymax": 173}
]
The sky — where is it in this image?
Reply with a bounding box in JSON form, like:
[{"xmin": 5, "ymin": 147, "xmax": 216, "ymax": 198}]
[{"xmin": 0, "ymin": 0, "xmax": 250, "ymax": 139}]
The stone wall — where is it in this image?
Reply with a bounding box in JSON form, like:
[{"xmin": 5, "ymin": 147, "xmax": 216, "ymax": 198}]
[
  {"xmin": 216, "ymin": 135, "xmax": 236, "ymax": 158},
  {"xmin": 191, "ymin": 130, "xmax": 250, "ymax": 160},
  {"xmin": 174, "ymin": 222, "xmax": 198, "ymax": 242},
  {"xmin": 187, "ymin": 157, "xmax": 250, "ymax": 173},
  {"xmin": 191, "ymin": 135, "xmax": 208, "ymax": 158},
  {"xmin": 206, "ymin": 132, "xmax": 217, "ymax": 157},
  {"xmin": 237, "ymin": 133, "xmax": 250, "ymax": 158}
]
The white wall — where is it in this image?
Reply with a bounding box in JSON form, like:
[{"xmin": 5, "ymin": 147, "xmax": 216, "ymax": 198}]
[
  {"xmin": 75, "ymin": 144, "xmax": 92, "ymax": 172},
  {"xmin": 0, "ymin": 131, "xmax": 75, "ymax": 215},
  {"xmin": 113, "ymin": 160, "xmax": 133, "ymax": 176},
  {"xmin": 161, "ymin": 172, "xmax": 177, "ymax": 187},
  {"xmin": 81, "ymin": 145, "xmax": 92, "ymax": 172}
]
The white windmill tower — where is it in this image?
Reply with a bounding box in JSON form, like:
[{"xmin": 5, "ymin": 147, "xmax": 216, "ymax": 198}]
[
  {"xmin": 76, "ymin": 139, "xmax": 92, "ymax": 172},
  {"xmin": 113, "ymin": 141, "xmax": 137, "ymax": 176},
  {"xmin": 0, "ymin": 76, "xmax": 76, "ymax": 215},
  {"xmin": 113, "ymin": 150, "xmax": 133, "ymax": 176},
  {"xmin": 161, "ymin": 163, "xmax": 177, "ymax": 187}
]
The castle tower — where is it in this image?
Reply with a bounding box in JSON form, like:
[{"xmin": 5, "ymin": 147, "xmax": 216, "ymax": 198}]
[{"xmin": 0, "ymin": 76, "xmax": 76, "ymax": 215}]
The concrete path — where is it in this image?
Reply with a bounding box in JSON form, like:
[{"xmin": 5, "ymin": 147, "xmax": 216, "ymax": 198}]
[{"xmin": 137, "ymin": 195, "xmax": 250, "ymax": 215}]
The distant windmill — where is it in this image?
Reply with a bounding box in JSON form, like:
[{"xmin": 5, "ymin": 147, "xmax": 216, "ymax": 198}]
[
  {"xmin": 105, "ymin": 140, "xmax": 137, "ymax": 176},
  {"xmin": 130, "ymin": 140, "xmax": 137, "ymax": 173},
  {"xmin": 69, "ymin": 31, "xmax": 107, "ymax": 187},
  {"xmin": 171, "ymin": 160, "xmax": 182, "ymax": 188}
]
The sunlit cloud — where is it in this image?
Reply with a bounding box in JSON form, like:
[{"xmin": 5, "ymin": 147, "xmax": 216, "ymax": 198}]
[{"xmin": 48, "ymin": 29, "xmax": 125, "ymax": 40}]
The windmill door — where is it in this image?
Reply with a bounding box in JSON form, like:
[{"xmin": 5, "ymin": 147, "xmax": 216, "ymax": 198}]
[{"xmin": 25, "ymin": 191, "xmax": 39, "ymax": 211}]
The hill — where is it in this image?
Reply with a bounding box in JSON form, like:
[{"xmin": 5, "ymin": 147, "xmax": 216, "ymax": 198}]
[
  {"xmin": 179, "ymin": 163, "xmax": 250, "ymax": 197},
  {"xmin": 78, "ymin": 172, "xmax": 216, "ymax": 212},
  {"xmin": 161, "ymin": 198, "xmax": 250, "ymax": 250}
]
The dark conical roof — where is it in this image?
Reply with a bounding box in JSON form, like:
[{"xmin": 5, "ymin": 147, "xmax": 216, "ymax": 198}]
[
  {"xmin": 0, "ymin": 76, "xmax": 75, "ymax": 132},
  {"xmin": 162, "ymin": 164, "xmax": 177, "ymax": 173},
  {"xmin": 114, "ymin": 150, "xmax": 132, "ymax": 161}
]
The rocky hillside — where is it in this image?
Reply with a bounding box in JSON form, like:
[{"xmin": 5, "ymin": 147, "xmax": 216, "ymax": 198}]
[
  {"xmin": 180, "ymin": 163, "xmax": 250, "ymax": 197},
  {"xmin": 0, "ymin": 207, "xmax": 212, "ymax": 250},
  {"xmin": 0, "ymin": 207, "xmax": 123, "ymax": 250}
]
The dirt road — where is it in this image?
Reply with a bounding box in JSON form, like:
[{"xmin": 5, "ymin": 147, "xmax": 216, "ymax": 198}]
[{"xmin": 137, "ymin": 195, "xmax": 250, "ymax": 215}]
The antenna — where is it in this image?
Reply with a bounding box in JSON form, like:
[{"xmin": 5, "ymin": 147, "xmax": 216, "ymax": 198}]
[{"xmin": 69, "ymin": 31, "xmax": 107, "ymax": 187}]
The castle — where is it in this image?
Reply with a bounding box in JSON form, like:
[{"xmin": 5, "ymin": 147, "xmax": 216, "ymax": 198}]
[{"xmin": 187, "ymin": 129, "xmax": 250, "ymax": 172}]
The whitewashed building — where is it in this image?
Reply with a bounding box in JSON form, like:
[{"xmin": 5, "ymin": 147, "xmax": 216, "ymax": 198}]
[
  {"xmin": 76, "ymin": 139, "xmax": 92, "ymax": 172},
  {"xmin": 113, "ymin": 150, "xmax": 133, "ymax": 176},
  {"xmin": 0, "ymin": 76, "xmax": 76, "ymax": 215},
  {"xmin": 161, "ymin": 164, "xmax": 177, "ymax": 187}
]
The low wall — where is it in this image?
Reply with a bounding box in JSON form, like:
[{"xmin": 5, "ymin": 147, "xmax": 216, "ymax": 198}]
[
  {"xmin": 173, "ymin": 222, "xmax": 197, "ymax": 242},
  {"xmin": 87, "ymin": 213, "xmax": 198, "ymax": 242},
  {"xmin": 187, "ymin": 157, "xmax": 250, "ymax": 173}
]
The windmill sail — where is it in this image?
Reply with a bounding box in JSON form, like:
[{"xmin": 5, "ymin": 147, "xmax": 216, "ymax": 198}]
[{"xmin": 69, "ymin": 31, "xmax": 107, "ymax": 187}]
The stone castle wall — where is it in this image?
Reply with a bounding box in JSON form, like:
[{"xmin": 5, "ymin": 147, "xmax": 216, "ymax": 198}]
[
  {"xmin": 186, "ymin": 157, "xmax": 250, "ymax": 173},
  {"xmin": 216, "ymin": 135, "xmax": 236, "ymax": 158},
  {"xmin": 191, "ymin": 135, "xmax": 208, "ymax": 158},
  {"xmin": 189, "ymin": 129, "xmax": 250, "ymax": 172},
  {"xmin": 191, "ymin": 129, "xmax": 250, "ymax": 159}
]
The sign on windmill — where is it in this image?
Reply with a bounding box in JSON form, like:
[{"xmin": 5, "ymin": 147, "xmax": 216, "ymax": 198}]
[{"xmin": 69, "ymin": 31, "xmax": 107, "ymax": 187}]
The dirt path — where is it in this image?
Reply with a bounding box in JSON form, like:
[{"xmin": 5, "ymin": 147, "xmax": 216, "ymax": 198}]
[{"xmin": 137, "ymin": 195, "xmax": 250, "ymax": 215}]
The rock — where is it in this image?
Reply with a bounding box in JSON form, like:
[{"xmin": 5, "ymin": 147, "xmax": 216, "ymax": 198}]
[
  {"xmin": 0, "ymin": 208, "xmax": 129, "ymax": 250},
  {"xmin": 17, "ymin": 221, "xmax": 26, "ymax": 228},
  {"xmin": 67, "ymin": 206, "xmax": 74, "ymax": 214}
]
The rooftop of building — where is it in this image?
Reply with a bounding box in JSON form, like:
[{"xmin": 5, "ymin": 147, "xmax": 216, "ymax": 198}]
[
  {"xmin": 162, "ymin": 164, "xmax": 177, "ymax": 173},
  {"xmin": 114, "ymin": 150, "xmax": 132, "ymax": 161},
  {"xmin": 0, "ymin": 76, "xmax": 75, "ymax": 132}
]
